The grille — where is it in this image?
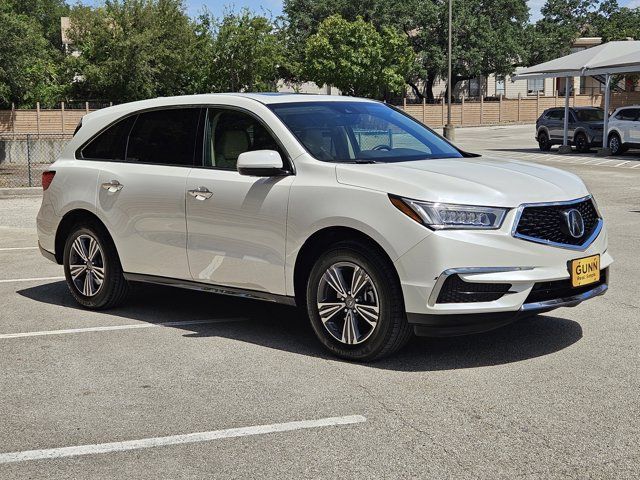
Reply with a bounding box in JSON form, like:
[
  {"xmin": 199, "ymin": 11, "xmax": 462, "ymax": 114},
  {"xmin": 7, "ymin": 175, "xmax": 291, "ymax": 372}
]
[
  {"xmin": 436, "ymin": 274, "xmax": 511, "ymax": 303},
  {"xmin": 514, "ymin": 198, "xmax": 600, "ymax": 247},
  {"xmin": 524, "ymin": 269, "xmax": 607, "ymax": 304}
]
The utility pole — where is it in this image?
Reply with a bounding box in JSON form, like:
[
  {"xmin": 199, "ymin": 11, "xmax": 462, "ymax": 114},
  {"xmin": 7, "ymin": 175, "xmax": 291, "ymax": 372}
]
[{"xmin": 443, "ymin": 0, "xmax": 455, "ymax": 141}]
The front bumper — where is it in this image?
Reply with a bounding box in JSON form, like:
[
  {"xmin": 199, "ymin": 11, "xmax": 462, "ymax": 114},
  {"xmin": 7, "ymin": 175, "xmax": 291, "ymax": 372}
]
[
  {"xmin": 393, "ymin": 208, "xmax": 612, "ymax": 336},
  {"xmin": 408, "ymin": 271, "xmax": 608, "ymax": 336}
]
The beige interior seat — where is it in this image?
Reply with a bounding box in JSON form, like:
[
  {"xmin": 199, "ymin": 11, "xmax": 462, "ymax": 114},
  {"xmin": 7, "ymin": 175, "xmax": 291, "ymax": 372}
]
[{"xmin": 215, "ymin": 129, "xmax": 250, "ymax": 169}]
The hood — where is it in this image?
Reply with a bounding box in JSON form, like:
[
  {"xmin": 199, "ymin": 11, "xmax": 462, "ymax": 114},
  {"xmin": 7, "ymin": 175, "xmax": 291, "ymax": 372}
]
[{"xmin": 336, "ymin": 156, "xmax": 589, "ymax": 207}]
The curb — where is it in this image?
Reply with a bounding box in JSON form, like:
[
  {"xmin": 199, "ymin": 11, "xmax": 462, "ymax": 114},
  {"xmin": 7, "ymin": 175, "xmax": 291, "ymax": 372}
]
[{"xmin": 0, "ymin": 187, "xmax": 42, "ymax": 198}]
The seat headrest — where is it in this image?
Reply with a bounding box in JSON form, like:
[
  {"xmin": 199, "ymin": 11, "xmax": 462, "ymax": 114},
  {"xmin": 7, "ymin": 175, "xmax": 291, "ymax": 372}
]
[{"xmin": 217, "ymin": 129, "xmax": 250, "ymax": 160}]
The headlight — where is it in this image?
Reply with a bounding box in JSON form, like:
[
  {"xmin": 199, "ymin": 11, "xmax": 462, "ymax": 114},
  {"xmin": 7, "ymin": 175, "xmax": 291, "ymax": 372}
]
[{"xmin": 389, "ymin": 195, "xmax": 508, "ymax": 230}]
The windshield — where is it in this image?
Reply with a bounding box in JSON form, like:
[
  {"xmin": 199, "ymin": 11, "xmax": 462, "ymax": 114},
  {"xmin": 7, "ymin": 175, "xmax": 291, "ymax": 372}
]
[
  {"xmin": 269, "ymin": 101, "xmax": 463, "ymax": 163},
  {"xmin": 575, "ymin": 109, "xmax": 604, "ymax": 122}
]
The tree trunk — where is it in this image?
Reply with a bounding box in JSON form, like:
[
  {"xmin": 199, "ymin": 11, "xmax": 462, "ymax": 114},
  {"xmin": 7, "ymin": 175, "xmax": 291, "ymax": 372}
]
[
  {"xmin": 425, "ymin": 73, "xmax": 436, "ymax": 102},
  {"xmin": 407, "ymin": 81, "xmax": 424, "ymax": 101}
]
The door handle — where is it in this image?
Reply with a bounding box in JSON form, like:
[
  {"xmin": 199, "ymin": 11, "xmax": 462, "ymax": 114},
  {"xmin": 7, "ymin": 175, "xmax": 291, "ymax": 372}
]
[
  {"xmin": 101, "ymin": 180, "xmax": 124, "ymax": 192},
  {"xmin": 188, "ymin": 186, "xmax": 213, "ymax": 200}
]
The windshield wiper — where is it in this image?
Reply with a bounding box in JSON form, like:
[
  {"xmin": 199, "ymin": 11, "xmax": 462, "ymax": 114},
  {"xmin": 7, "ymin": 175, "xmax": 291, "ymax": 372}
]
[{"xmin": 351, "ymin": 159, "xmax": 379, "ymax": 164}]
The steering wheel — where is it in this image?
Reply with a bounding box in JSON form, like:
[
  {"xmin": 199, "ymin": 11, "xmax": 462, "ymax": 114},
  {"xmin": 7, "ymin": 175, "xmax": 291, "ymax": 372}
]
[{"xmin": 372, "ymin": 144, "xmax": 392, "ymax": 151}]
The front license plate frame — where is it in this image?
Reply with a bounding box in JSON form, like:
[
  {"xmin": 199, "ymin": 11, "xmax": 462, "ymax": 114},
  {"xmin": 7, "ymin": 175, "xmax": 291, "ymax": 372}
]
[{"xmin": 569, "ymin": 254, "xmax": 600, "ymax": 288}]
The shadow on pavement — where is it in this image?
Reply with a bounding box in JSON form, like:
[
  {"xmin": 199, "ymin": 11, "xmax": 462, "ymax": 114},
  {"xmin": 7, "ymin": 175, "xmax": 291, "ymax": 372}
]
[
  {"xmin": 485, "ymin": 147, "xmax": 640, "ymax": 160},
  {"xmin": 18, "ymin": 281, "xmax": 582, "ymax": 372}
]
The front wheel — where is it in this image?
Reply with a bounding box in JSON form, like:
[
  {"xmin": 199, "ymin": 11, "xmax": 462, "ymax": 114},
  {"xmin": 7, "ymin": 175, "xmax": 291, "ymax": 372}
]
[
  {"xmin": 306, "ymin": 241, "xmax": 412, "ymax": 361},
  {"xmin": 63, "ymin": 222, "xmax": 129, "ymax": 309},
  {"xmin": 608, "ymin": 133, "xmax": 624, "ymax": 155}
]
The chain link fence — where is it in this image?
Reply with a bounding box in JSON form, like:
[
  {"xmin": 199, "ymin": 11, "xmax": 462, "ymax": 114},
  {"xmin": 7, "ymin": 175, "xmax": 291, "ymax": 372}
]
[
  {"xmin": 354, "ymin": 129, "xmax": 393, "ymax": 151},
  {"xmin": 0, "ymin": 134, "xmax": 72, "ymax": 188}
]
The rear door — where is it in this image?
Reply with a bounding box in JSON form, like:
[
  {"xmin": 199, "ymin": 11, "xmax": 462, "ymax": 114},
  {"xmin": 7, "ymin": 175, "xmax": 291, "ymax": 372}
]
[
  {"xmin": 89, "ymin": 107, "xmax": 202, "ymax": 279},
  {"xmin": 185, "ymin": 107, "xmax": 294, "ymax": 295},
  {"xmin": 546, "ymin": 109, "xmax": 564, "ymax": 140},
  {"xmin": 626, "ymin": 108, "xmax": 640, "ymax": 143}
]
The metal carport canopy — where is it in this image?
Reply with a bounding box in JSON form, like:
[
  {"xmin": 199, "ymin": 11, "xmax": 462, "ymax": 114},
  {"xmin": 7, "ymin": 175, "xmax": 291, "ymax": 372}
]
[{"xmin": 512, "ymin": 41, "xmax": 640, "ymax": 152}]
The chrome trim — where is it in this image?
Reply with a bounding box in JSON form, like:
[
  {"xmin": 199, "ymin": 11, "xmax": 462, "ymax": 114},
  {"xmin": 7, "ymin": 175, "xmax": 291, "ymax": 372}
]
[
  {"xmin": 123, "ymin": 273, "xmax": 297, "ymax": 306},
  {"xmin": 511, "ymin": 195, "xmax": 603, "ymax": 251},
  {"xmin": 428, "ymin": 266, "xmax": 533, "ymax": 307},
  {"xmin": 187, "ymin": 186, "xmax": 213, "ymax": 200},
  {"xmin": 521, "ymin": 282, "xmax": 608, "ymax": 312}
]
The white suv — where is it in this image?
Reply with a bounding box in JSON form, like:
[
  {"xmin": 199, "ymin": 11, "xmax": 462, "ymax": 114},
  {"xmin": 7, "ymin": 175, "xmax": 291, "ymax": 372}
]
[
  {"xmin": 607, "ymin": 105, "xmax": 640, "ymax": 155},
  {"xmin": 37, "ymin": 94, "xmax": 611, "ymax": 360}
]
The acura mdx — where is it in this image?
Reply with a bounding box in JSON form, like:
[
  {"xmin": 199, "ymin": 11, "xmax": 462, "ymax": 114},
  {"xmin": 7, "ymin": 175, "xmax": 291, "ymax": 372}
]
[{"xmin": 37, "ymin": 94, "xmax": 611, "ymax": 360}]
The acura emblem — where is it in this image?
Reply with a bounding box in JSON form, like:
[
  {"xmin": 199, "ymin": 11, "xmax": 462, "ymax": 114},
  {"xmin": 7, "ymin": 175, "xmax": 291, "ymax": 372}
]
[{"xmin": 563, "ymin": 209, "xmax": 585, "ymax": 238}]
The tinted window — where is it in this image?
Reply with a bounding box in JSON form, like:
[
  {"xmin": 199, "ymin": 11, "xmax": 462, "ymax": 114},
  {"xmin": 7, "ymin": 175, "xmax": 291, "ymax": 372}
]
[
  {"xmin": 81, "ymin": 116, "xmax": 135, "ymax": 160},
  {"xmin": 269, "ymin": 102, "xmax": 462, "ymax": 163},
  {"xmin": 545, "ymin": 110, "xmax": 563, "ymax": 121},
  {"xmin": 575, "ymin": 109, "xmax": 604, "ymax": 122},
  {"xmin": 204, "ymin": 108, "xmax": 282, "ymax": 169},
  {"xmin": 616, "ymin": 108, "xmax": 639, "ymax": 121},
  {"xmin": 126, "ymin": 108, "xmax": 200, "ymax": 166}
]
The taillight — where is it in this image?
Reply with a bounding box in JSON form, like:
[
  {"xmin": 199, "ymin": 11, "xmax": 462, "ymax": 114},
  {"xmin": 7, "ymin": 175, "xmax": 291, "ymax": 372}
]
[{"xmin": 42, "ymin": 171, "xmax": 56, "ymax": 191}]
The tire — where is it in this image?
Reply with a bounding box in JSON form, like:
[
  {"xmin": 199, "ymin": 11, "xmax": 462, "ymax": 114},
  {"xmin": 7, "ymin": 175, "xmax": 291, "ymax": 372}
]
[
  {"xmin": 538, "ymin": 131, "xmax": 552, "ymax": 151},
  {"xmin": 63, "ymin": 221, "xmax": 129, "ymax": 309},
  {"xmin": 608, "ymin": 133, "xmax": 623, "ymax": 155},
  {"xmin": 574, "ymin": 132, "xmax": 590, "ymax": 153},
  {"xmin": 306, "ymin": 240, "xmax": 412, "ymax": 361}
]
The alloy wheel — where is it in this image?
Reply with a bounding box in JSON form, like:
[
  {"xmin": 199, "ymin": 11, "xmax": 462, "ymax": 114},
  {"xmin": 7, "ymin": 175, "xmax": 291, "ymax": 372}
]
[
  {"xmin": 316, "ymin": 261, "xmax": 380, "ymax": 345},
  {"xmin": 609, "ymin": 135, "xmax": 620, "ymax": 154},
  {"xmin": 68, "ymin": 234, "xmax": 105, "ymax": 297}
]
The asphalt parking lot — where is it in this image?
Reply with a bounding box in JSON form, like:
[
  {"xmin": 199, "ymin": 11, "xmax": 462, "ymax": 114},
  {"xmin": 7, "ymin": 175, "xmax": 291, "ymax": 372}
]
[{"xmin": 1, "ymin": 125, "xmax": 639, "ymax": 479}]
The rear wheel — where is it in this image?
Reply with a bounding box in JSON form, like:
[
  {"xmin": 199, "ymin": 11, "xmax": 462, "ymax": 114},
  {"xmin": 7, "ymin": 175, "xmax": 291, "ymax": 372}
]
[
  {"xmin": 63, "ymin": 222, "xmax": 129, "ymax": 309},
  {"xmin": 306, "ymin": 241, "xmax": 412, "ymax": 361},
  {"xmin": 608, "ymin": 132, "xmax": 624, "ymax": 155},
  {"xmin": 538, "ymin": 131, "xmax": 552, "ymax": 151},
  {"xmin": 574, "ymin": 132, "xmax": 590, "ymax": 153}
]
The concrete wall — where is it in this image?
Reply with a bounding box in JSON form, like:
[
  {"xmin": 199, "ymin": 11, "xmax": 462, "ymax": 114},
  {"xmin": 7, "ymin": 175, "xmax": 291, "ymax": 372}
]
[
  {"xmin": 0, "ymin": 137, "xmax": 69, "ymax": 187},
  {"xmin": 0, "ymin": 138, "xmax": 68, "ymax": 166}
]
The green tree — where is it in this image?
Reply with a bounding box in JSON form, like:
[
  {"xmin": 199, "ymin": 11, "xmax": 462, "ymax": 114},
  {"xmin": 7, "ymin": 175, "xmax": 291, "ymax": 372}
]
[
  {"xmin": 0, "ymin": 2, "xmax": 66, "ymax": 107},
  {"xmin": 66, "ymin": 0, "xmax": 207, "ymax": 102},
  {"xmin": 304, "ymin": 15, "xmax": 415, "ymax": 99},
  {"xmin": 208, "ymin": 10, "xmax": 285, "ymax": 92},
  {"xmin": 591, "ymin": 1, "xmax": 640, "ymax": 41},
  {"xmin": 284, "ymin": 0, "xmax": 529, "ymax": 101},
  {"xmin": 527, "ymin": 0, "xmax": 601, "ymax": 65},
  {"xmin": 3, "ymin": 0, "xmax": 70, "ymax": 50}
]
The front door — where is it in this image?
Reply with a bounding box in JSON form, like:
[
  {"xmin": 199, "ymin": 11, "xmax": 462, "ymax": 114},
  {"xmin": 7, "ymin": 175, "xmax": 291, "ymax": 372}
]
[{"xmin": 186, "ymin": 108, "xmax": 293, "ymax": 295}]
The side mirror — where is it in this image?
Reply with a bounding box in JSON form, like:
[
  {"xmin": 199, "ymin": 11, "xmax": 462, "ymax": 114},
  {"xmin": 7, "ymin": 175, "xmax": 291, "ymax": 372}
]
[{"xmin": 237, "ymin": 150, "xmax": 288, "ymax": 177}]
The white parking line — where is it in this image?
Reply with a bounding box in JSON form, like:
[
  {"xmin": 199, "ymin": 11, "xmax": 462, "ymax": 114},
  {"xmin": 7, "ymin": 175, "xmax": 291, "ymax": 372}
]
[
  {"xmin": 631, "ymin": 163, "xmax": 640, "ymax": 168},
  {"xmin": 0, "ymin": 247, "xmax": 39, "ymax": 251},
  {"xmin": 614, "ymin": 161, "xmax": 630, "ymax": 167},
  {"xmin": 0, "ymin": 318, "xmax": 245, "ymax": 339},
  {"xmin": 0, "ymin": 415, "xmax": 367, "ymax": 464},
  {"xmin": 0, "ymin": 276, "xmax": 64, "ymax": 284}
]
